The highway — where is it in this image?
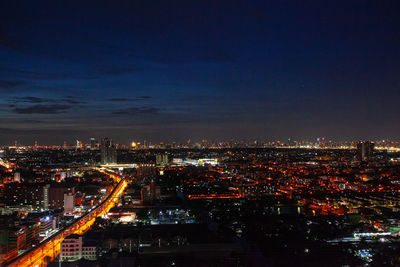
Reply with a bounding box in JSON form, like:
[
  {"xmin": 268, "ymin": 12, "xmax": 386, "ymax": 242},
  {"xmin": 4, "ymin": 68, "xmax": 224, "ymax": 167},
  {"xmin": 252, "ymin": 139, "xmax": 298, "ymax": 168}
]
[
  {"xmin": 6, "ymin": 170, "xmax": 128, "ymax": 267},
  {"xmin": 0, "ymin": 158, "xmax": 11, "ymax": 169}
]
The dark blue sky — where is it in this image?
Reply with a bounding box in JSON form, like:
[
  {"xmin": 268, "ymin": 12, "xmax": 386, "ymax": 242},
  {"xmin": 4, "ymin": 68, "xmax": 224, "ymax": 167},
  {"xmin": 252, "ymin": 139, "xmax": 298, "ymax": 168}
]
[{"xmin": 1, "ymin": 0, "xmax": 400, "ymax": 145}]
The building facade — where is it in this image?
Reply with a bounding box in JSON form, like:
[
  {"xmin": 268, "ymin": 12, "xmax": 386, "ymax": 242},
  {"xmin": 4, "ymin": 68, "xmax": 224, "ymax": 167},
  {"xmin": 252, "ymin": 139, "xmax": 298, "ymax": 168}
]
[
  {"xmin": 60, "ymin": 234, "xmax": 97, "ymax": 262},
  {"xmin": 100, "ymin": 137, "xmax": 117, "ymax": 165}
]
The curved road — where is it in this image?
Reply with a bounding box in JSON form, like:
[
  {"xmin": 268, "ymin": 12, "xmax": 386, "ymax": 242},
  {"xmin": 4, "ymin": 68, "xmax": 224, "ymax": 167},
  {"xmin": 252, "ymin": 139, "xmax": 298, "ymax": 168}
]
[{"xmin": 6, "ymin": 171, "xmax": 127, "ymax": 267}]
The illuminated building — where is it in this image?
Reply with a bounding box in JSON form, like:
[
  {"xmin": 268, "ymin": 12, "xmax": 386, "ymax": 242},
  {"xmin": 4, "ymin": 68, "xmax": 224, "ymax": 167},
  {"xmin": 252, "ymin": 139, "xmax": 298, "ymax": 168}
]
[
  {"xmin": 136, "ymin": 164, "xmax": 157, "ymax": 180},
  {"xmin": 64, "ymin": 193, "xmax": 74, "ymax": 213},
  {"xmin": 3, "ymin": 184, "xmax": 47, "ymax": 211},
  {"xmin": 60, "ymin": 234, "xmax": 97, "ymax": 262},
  {"xmin": 100, "ymin": 137, "xmax": 117, "ymax": 165},
  {"xmin": 44, "ymin": 184, "xmax": 75, "ymax": 211},
  {"xmin": 13, "ymin": 172, "xmax": 20, "ymax": 182},
  {"xmin": 172, "ymin": 158, "xmax": 218, "ymax": 166},
  {"xmin": 38, "ymin": 215, "xmax": 55, "ymax": 237},
  {"xmin": 156, "ymin": 153, "xmax": 168, "ymax": 166},
  {"xmin": 90, "ymin": 138, "xmax": 96, "ymax": 150},
  {"xmin": 0, "ymin": 227, "xmax": 26, "ymax": 262},
  {"xmin": 141, "ymin": 180, "xmax": 161, "ymax": 204},
  {"xmin": 357, "ymin": 141, "xmax": 375, "ymax": 161},
  {"xmin": 107, "ymin": 207, "xmax": 136, "ymax": 223},
  {"xmin": 24, "ymin": 222, "xmax": 40, "ymax": 249},
  {"xmin": 131, "ymin": 142, "xmax": 137, "ymax": 149},
  {"xmin": 241, "ymin": 183, "xmax": 275, "ymax": 199}
]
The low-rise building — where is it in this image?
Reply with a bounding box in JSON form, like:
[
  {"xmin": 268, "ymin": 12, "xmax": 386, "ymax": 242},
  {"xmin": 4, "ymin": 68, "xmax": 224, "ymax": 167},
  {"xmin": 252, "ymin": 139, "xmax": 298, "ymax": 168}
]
[{"xmin": 60, "ymin": 234, "xmax": 97, "ymax": 262}]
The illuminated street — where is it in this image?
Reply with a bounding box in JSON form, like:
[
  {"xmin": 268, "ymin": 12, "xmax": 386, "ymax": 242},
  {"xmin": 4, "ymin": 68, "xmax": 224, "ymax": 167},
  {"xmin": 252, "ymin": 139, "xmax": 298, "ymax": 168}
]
[{"xmin": 5, "ymin": 170, "xmax": 127, "ymax": 267}]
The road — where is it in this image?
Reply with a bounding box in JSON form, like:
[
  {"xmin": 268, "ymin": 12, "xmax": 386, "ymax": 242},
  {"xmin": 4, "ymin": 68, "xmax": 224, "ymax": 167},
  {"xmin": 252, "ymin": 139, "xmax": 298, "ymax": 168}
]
[{"xmin": 6, "ymin": 171, "xmax": 127, "ymax": 267}]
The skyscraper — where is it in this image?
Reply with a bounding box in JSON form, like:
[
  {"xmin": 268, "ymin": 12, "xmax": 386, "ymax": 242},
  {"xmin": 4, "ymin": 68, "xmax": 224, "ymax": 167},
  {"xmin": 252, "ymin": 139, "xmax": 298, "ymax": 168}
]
[
  {"xmin": 90, "ymin": 138, "xmax": 96, "ymax": 150},
  {"xmin": 156, "ymin": 153, "xmax": 168, "ymax": 166},
  {"xmin": 100, "ymin": 137, "xmax": 117, "ymax": 165},
  {"xmin": 357, "ymin": 141, "xmax": 374, "ymax": 161}
]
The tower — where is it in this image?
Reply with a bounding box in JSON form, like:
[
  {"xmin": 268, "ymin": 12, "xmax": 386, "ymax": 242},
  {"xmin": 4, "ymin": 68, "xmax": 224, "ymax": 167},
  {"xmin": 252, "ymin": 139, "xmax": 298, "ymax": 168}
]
[
  {"xmin": 90, "ymin": 138, "xmax": 96, "ymax": 150},
  {"xmin": 357, "ymin": 141, "xmax": 374, "ymax": 161},
  {"xmin": 100, "ymin": 137, "xmax": 117, "ymax": 164}
]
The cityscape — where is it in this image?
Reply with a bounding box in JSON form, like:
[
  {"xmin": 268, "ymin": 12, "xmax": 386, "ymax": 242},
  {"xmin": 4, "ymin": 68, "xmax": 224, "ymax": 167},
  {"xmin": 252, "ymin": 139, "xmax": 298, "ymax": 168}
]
[
  {"xmin": 2, "ymin": 1, "xmax": 400, "ymax": 267},
  {"xmin": 1, "ymin": 139, "xmax": 400, "ymax": 266}
]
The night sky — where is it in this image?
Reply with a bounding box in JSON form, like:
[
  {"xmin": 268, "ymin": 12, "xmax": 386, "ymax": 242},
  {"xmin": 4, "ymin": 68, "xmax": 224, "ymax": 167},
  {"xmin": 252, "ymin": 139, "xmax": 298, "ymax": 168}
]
[{"xmin": 1, "ymin": 1, "xmax": 400, "ymax": 145}]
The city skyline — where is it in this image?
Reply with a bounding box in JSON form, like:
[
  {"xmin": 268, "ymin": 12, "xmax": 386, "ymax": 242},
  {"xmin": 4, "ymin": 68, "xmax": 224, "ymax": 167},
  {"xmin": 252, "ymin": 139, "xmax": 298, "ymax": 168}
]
[
  {"xmin": 1, "ymin": 136, "xmax": 400, "ymax": 147},
  {"xmin": 2, "ymin": 1, "xmax": 400, "ymax": 143},
  {"xmin": 2, "ymin": 137, "xmax": 400, "ymax": 152}
]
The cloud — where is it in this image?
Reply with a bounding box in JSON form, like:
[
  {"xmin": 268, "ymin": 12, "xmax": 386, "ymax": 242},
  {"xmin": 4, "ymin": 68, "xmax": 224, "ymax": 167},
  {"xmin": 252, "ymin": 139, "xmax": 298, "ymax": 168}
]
[
  {"xmin": 112, "ymin": 106, "xmax": 159, "ymax": 115},
  {"xmin": 13, "ymin": 96, "xmax": 49, "ymax": 103},
  {"xmin": 138, "ymin": 95, "xmax": 151, "ymax": 100},
  {"xmin": 0, "ymin": 127, "xmax": 84, "ymax": 136},
  {"xmin": 108, "ymin": 98, "xmax": 131, "ymax": 102},
  {"xmin": 20, "ymin": 119, "xmax": 43, "ymax": 123},
  {"xmin": 0, "ymin": 67, "xmax": 96, "ymax": 80},
  {"xmin": 0, "ymin": 80, "xmax": 25, "ymax": 90},
  {"xmin": 107, "ymin": 96, "xmax": 152, "ymax": 102},
  {"xmin": 62, "ymin": 98, "xmax": 87, "ymax": 104},
  {"xmin": 94, "ymin": 65, "xmax": 142, "ymax": 75},
  {"xmin": 12, "ymin": 104, "xmax": 71, "ymax": 114},
  {"xmin": 9, "ymin": 96, "xmax": 87, "ymax": 105}
]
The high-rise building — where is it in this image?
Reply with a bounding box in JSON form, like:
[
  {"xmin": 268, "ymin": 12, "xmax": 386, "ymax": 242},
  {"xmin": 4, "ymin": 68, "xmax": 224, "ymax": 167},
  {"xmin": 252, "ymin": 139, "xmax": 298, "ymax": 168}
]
[
  {"xmin": 90, "ymin": 138, "xmax": 96, "ymax": 150},
  {"xmin": 140, "ymin": 180, "xmax": 161, "ymax": 204},
  {"xmin": 43, "ymin": 184, "xmax": 75, "ymax": 211},
  {"xmin": 156, "ymin": 154, "xmax": 168, "ymax": 166},
  {"xmin": 64, "ymin": 193, "xmax": 74, "ymax": 214},
  {"xmin": 3, "ymin": 183, "xmax": 47, "ymax": 211},
  {"xmin": 136, "ymin": 164, "xmax": 157, "ymax": 182},
  {"xmin": 100, "ymin": 137, "xmax": 117, "ymax": 165},
  {"xmin": 357, "ymin": 141, "xmax": 374, "ymax": 161},
  {"xmin": 76, "ymin": 140, "xmax": 81, "ymax": 149},
  {"xmin": 0, "ymin": 227, "xmax": 27, "ymax": 262}
]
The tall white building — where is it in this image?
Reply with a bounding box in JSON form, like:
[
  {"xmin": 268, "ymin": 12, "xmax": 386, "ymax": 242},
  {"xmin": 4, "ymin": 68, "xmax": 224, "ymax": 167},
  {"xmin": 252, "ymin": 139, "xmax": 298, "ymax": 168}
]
[{"xmin": 64, "ymin": 193, "xmax": 74, "ymax": 213}]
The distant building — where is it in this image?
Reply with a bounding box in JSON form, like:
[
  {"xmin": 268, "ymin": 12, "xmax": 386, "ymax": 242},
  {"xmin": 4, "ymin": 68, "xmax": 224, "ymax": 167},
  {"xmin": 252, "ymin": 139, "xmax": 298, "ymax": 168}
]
[
  {"xmin": 136, "ymin": 164, "xmax": 157, "ymax": 181},
  {"xmin": 156, "ymin": 154, "xmax": 168, "ymax": 166},
  {"xmin": 60, "ymin": 171, "xmax": 67, "ymax": 181},
  {"xmin": 90, "ymin": 138, "xmax": 96, "ymax": 150},
  {"xmin": 100, "ymin": 137, "xmax": 117, "ymax": 165},
  {"xmin": 13, "ymin": 172, "xmax": 20, "ymax": 182},
  {"xmin": 357, "ymin": 141, "xmax": 374, "ymax": 161}
]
